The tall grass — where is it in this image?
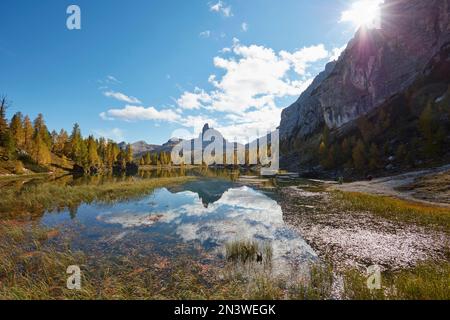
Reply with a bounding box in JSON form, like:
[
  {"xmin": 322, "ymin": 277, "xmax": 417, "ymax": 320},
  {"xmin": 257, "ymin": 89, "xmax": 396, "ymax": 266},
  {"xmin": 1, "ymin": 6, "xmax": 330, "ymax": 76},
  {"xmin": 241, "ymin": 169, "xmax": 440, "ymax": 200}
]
[
  {"xmin": 288, "ymin": 264, "xmax": 334, "ymax": 300},
  {"xmin": 1, "ymin": 222, "xmax": 448, "ymax": 300},
  {"xmin": 225, "ymin": 239, "xmax": 273, "ymax": 265},
  {"xmin": 342, "ymin": 263, "xmax": 450, "ymax": 300},
  {"xmin": 333, "ymin": 191, "xmax": 450, "ymax": 231}
]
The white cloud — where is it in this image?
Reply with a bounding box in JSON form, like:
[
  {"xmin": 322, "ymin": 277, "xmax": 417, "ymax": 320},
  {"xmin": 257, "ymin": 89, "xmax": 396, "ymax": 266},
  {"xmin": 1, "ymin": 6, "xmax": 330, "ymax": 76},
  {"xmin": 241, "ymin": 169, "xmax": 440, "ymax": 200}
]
[
  {"xmin": 179, "ymin": 40, "xmax": 326, "ymax": 115},
  {"xmin": 100, "ymin": 40, "xmax": 334, "ymax": 144},
  {"xmin": 199, "ymin": 30, "xmax": 211, "ymax": 38},
  {"xmin": 241, "ymin": 22, "xmax": 248, "ymax": 32},
  {"xmin": 180, "ymin": 115, "xmax": 218, "ymax": 135},
  {"xmin": 209, "ymin": 1, "xmax": 233, "ymax": 17},
  {"xmin": 103, "ymin": 91, "xmax": 142, "ymax": 104},
  {"xmin": 280, "ymin": 44, "xmax": 329, "ymax": 75},
  {"xmin": 177, "ymin": 87, "xmax": 212, "ymax": 110},
  {"xmin": 101, "ymin": 105, "xmax": 180, "ymax": 122},
  {"xmin": 93, "ymin": 128, "xmax": 125, "ymax": 141},
  {"xmin": 101, "ymin": 106, "xmax": 221, "ymax": 139},
  {"xmin": 217, "ymin": 105, "xmax": 283, "ymax": 143},
  {"xmin": 329, "ymin": 45, "xmax": 347, "ymax": 61},
  {"xmin": 98, "ymin": 75, "xmax": 121, "ymax": 86},
  {"xmin": 107, "ymin": 75, "xmax": 121, "ymax": 84}
]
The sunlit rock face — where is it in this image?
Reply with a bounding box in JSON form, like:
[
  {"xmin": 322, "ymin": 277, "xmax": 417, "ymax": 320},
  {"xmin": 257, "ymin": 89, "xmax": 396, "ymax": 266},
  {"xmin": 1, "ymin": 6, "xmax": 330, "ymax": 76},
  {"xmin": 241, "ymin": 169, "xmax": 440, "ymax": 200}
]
[
  {"xmin": 280, "ymin": 0, "xmax": 450, "ymax": 147},
  {"xmin": 279, "ymin": 61, "xmax": 336, "ymax": 141},
  {"xmin": 319, "ymin": 0, "xmax": 450, "ymax": 129}
]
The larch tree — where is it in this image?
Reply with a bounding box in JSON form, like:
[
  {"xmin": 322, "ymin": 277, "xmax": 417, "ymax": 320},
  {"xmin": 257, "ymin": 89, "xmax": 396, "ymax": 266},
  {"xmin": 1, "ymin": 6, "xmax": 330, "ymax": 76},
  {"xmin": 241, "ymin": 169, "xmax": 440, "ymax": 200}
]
[
  {"xmin": 54, "ymin": 129, "xmax": 69, "ymax": 156},
  {"xmin": 125, "ymin": 144, "xmax": 133, "ymax": 163},
  {"xmin": 33, "ymin": 114, "xmax": 52, "ymax": 149},
  {"xmin": 87, "ymin": 136, "xmax": 100, "ymax": 168},
  {"xmin": 10, "ymin": 112, "xmax": 25, "ymax": 149},
  {"xmin": 144, "ymin": 152, "xmax": 151, "ymax": 165},
  {"xmin": 23, "ymin": 115, "xmax": 34, "ymax": 153},
  {"xmin": 32, "ymin": 131, "xmax": 51, "ymax": 165}
]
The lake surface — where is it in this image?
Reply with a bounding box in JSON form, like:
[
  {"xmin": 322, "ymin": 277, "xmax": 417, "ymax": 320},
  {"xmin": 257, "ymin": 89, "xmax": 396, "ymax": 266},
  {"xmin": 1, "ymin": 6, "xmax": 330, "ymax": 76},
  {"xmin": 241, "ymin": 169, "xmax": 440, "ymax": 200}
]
[{"xmin": 40, "ymin": 169, "xmax": 318, "ymax": 273}]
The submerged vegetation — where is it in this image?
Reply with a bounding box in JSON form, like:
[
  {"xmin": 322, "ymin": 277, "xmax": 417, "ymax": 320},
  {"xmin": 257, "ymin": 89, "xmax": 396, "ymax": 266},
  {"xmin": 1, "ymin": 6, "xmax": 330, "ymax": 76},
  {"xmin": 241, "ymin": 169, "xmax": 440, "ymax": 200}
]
[{"xmin": 0, "ymin": 221, "xmax": 448, "ymax": 300}]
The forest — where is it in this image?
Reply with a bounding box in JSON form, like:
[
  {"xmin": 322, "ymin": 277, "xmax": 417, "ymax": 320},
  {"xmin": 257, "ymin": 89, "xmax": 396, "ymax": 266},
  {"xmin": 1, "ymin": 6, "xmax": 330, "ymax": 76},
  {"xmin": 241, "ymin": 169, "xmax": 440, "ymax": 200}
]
[{"xmin": 0, "ymin": 97, "xmax": 134, "ymax": 175}]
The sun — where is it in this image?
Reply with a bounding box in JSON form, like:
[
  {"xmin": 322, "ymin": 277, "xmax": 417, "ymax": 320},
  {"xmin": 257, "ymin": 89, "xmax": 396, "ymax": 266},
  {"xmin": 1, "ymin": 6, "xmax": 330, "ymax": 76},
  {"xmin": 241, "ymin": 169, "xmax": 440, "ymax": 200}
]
[{"xmin": 340, "ymin": 0, "xmax": 384, "ymax": 29}]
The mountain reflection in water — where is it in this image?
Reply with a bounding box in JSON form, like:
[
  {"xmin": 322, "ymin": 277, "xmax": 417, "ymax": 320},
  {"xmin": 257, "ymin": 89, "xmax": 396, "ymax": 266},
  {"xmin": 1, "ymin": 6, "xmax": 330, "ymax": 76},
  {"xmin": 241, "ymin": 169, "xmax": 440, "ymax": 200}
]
[{"xmin": 42, "ymin": 178, "xmax": 317, "ymax": 272}]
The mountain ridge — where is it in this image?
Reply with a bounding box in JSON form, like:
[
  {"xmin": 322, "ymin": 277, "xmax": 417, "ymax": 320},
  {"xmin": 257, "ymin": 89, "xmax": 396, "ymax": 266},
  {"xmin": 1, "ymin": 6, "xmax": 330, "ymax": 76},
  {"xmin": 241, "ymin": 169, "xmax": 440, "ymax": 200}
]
[{"xmin": 279, "ymin": 0, "xmax": 450, "ymax": 175}]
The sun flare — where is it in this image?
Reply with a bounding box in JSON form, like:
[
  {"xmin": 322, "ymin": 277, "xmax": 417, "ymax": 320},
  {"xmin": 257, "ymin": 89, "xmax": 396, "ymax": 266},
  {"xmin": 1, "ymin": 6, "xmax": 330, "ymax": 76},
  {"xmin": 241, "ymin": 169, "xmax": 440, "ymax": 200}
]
[{"xmin": 340, "ymin": 0, "xmax": 384, "ymax": 29}]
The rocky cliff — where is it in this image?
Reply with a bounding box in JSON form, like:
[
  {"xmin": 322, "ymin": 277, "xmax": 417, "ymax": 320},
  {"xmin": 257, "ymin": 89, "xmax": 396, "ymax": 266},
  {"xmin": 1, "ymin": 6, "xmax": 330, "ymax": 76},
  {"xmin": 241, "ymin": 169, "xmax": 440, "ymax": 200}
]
[
  {"xmin": 280, "ymin": 0, "xmax": 450, "ymax": 156},
  {"xmin": 280, "ymin": 61, "xmax": 336, "ymax": 141}
]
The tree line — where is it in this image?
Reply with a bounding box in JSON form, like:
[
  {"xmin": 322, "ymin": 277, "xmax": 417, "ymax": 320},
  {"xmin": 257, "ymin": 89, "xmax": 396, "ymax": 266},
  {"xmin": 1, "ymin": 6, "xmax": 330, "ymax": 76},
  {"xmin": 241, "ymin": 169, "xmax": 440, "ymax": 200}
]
[
  {"xmin": 138, "ymin": 151, "xmax": 172, "ymax": 166},
  {"xmin": 318, "ymin": 85, "xmax": 450, "ymax": 174},
  {"xmin": 0, "ymin": 98, "xmax": 134, "ymax": 173}
]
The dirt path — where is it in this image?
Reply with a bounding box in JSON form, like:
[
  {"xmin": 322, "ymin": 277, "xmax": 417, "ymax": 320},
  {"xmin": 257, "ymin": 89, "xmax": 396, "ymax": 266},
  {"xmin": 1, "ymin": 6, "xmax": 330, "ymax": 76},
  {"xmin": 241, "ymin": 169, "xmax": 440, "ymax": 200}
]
[{"xmin": 332, "ymin": 165, "xmax": 450, "ymax": 208}]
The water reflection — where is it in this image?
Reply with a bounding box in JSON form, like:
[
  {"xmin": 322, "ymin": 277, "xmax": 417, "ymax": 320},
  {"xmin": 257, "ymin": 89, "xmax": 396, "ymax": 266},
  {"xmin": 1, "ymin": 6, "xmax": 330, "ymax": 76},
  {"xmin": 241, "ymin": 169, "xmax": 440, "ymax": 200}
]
[{"xmin": 42, "ymin": 177, "xmax": 317, "ymax": 272}]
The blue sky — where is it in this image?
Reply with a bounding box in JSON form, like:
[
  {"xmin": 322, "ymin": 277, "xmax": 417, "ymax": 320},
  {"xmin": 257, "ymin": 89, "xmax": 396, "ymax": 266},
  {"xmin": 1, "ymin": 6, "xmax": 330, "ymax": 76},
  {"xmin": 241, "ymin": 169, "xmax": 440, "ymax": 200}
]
[{"xmin": 0, "ymin": 0, "xmax": 364, "ymax": 144}]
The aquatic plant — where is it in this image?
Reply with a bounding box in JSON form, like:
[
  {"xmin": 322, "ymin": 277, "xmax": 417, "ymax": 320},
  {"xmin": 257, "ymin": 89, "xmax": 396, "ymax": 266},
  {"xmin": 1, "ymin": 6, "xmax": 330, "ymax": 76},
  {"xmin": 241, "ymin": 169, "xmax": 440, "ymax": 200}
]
[{"xmin": 225, "ymin": 239, "xmax": 273, "ymax": 265}]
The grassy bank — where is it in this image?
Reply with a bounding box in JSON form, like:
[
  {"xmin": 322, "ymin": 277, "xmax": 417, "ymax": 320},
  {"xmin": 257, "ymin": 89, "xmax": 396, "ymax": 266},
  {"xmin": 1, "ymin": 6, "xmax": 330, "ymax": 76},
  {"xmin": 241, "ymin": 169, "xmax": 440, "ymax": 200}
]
[
  {"xmin": 0, "ymin": 173, "xmax": 51, "ymax": 182},
  {"xmin": 0, "ymin": 221, "xmax": 450, "ymax": 300},
  {"xmin": 0, "ymin": 176, "xmax": 195, "ymax": 218},
  {"xmin": 333, "ymin": 191, "xmax": 450, "ymax": 232},
  {"xmin": 0, "ymin": 223, "xmax": 448, "ymax": 300}
]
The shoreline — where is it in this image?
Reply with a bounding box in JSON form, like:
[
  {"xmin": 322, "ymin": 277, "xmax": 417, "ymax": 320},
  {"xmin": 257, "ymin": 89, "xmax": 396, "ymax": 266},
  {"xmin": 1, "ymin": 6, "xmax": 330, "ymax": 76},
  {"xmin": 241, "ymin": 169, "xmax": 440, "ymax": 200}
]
[
  {"xmin": 331, "ymin": 164, "xmax": 450, "ymax": 208},
  {"xmin": 280, "ymin": 185, "xmax": 449, "ymax": 272}
]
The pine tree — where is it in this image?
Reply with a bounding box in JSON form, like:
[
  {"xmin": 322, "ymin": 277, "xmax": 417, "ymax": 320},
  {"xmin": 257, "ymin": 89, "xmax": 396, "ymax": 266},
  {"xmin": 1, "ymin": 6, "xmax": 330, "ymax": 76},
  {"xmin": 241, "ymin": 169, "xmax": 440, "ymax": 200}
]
[
  {"xmin": 396, "ymin": 144, "xmax": 407, "ymax": 163},
  {"xmin": 357, "ymin": 116, "xmax": 374, "ymax": 144},
  {"xmin": 341, "ymin": 138, "xmax": 352, "ymax": 167},
  {"xmin": 2, "ymin": 131, "xmax": 15, "ymax": 158},
  {"xmin": 419, "ymin": 101, "xmax": 438, "ymax": 156},
  {"xmin": 352, "ymin": 139, "xmax": 367, "ymax": 172},
  {"xmin": 322, "ymin": 126, "xmax": 330, "ymax": 147},
  {"xmin": 369, "ymin": 143, "xmax": 380, "ymax": 170}
]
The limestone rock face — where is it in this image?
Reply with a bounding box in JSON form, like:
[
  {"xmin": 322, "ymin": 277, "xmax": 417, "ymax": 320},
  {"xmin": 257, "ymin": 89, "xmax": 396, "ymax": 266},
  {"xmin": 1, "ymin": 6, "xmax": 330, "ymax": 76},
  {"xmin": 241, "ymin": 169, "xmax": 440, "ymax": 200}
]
[
  {"xmin": 319, "ymin": 0, "xmax": 450, "ymax": 129},
  {"xmin": 280, "ymin": 61, "xmax": 336, "ymax": 141},
  {"xmin": 280, "ymin": 0, "xmax": 450, "ymax": 147}
]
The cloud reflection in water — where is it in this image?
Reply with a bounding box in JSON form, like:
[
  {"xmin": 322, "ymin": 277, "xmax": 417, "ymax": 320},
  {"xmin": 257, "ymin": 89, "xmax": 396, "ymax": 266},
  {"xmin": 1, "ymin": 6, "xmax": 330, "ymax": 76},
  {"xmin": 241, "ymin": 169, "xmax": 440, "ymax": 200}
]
[{"xmin": 98, "ymin": 185, "xmax": 317, "ymax": 271}]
